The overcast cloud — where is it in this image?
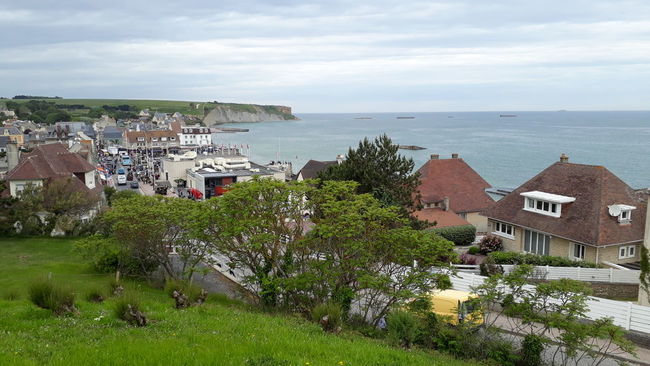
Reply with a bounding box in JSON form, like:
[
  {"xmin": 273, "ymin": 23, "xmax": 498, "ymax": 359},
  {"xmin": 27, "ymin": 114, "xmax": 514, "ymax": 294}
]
[{"xmin": 1, "ymin": 0, "xmax": 649, "ymax": 112}]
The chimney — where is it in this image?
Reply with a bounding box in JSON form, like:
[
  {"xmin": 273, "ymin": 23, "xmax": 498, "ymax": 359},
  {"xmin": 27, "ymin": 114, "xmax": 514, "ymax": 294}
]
[
  {"xmin": 6, "ymin": 142, "xmax": 19, "ymax": 171},
  {"xmin": 560, "ymin": 153, "xmax": 569, "ymax": 163},
  {"xmin": 430, "ymin": 154, "xmax": 439, "ymax": 160},
  {"xmin": 336, "ymin": 154, "xmax": 344, "ymax": 165},
  {"xmin": 443, "ymin": 197, "xmax": 450, "ymax": 211},
  {"xmin": 451, "ymin": 153, "xmax": 459, "ymax": 159}
]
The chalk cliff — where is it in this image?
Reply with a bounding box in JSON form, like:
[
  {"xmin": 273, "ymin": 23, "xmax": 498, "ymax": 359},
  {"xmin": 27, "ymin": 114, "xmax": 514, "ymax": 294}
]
[{"xmin": 202, "ymin": 103, "xmax": 297, "ymax": 125}]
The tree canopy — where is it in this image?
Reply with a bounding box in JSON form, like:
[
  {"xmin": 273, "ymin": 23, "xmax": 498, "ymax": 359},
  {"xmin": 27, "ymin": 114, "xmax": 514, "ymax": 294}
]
[{"xmin": 318, "ymin": 134, "xmax": 421, "ymax": 212}]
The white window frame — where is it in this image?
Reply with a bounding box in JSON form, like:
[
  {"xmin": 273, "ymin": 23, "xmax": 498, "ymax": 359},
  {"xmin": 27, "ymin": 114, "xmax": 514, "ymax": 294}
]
[
  {"xmin": 524, "ymin": 198, "xmax": 561, "ymax": 218},
  {"xmin": 151, "ymin": 137, "xmax": 158, "ymax": 142},
  {"xmin": 628, "ymin": 245, "xmax": 636, "ymax": 258},
  {"xmin": 620, "ymin": 245, "xmax": 636, "ymax": 259},
  {"xmin": 137, "ymin": 137, "xmax": 145, "ymax": 142},
  {"xmin": 619, "ymin": 210, "xmax": 632, "ymax": 224},
  {"xmin": 492, "ymin": 221, "xmax": 515, "ymax": 240},
  {"xmin": 570, "ymin": 242, "xmax": 585, "ymax": 261},
  {"xmin": 523, "ymin": 229, "xmax": 551, "ymax": 256}
]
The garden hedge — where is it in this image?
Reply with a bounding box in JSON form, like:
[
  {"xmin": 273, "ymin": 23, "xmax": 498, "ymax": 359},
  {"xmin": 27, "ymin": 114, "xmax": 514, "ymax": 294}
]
[
  {"xmin": 488, "ymin": 252, "xmax": 598, "ymax": 268},
  {"xmin": 429, "ymin": 225, "xmax": 476, "ymax": 246}
]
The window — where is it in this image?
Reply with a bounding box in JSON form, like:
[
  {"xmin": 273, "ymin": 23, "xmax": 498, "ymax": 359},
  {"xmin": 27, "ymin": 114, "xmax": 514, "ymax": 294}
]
[
  {"xmin": 521, "ymin": 191, "xmax": 574, "ymax": 218},
  {"xmin": 523, "ymin": 229, "xmax": 550, "ymax": 255},
  {"xmin": 493, "ymin": 221, "xmax": 514, "ymax": 239},
  {"xmin": 619, "ymin": 210, "xmax": 631, "ymax": 224},
  {"xmin": 151, "ymin": 137, "xmax": 158, "ymax": 142},
  {"xmin": 161, "ymin": 137, "xmax": 167, "ymax": 141},
  {"xmin": 571, "ymin": 243, "xmax": 585, "ymax": 260},
  {"xmin": 137, "ymin": 137, "xmax": 145, "ymax": 142},
  {"xmin": 619, "ymin": 245, "xmax": 637, "ymax": 259},
  {"xmin": 525, "ymin": 198, "xmax": 562, "ymax": 217}
]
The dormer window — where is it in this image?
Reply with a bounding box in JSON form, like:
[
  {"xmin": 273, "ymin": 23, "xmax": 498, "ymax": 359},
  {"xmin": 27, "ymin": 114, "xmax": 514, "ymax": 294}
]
[
  {"xmin": 608, "ymin": 204, "xmax": 636, "ymax": 224},
  {"xmin": 137, "ymin": 137, "xmax": 145, "ymax": 142},
  {"xmin": 520, "ymin": 191, "xmax": 575, "ymax": 218}
]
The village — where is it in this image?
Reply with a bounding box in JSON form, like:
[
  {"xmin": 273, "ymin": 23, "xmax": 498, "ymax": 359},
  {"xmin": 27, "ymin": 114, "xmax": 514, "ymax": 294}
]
[{"xmin": 1, "ymin": 107, "xmax": 650, "ymax": 366}]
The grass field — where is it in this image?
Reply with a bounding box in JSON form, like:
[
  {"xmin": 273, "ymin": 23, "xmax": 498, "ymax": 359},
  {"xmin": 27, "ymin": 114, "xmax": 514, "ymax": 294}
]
[
  {"xmin": 0, "ymin": 238, "xmax": 477, "ymax": 366},
  {"xmin": 8, "ymin": 98, "xmax": 205, "ymax": 116}
]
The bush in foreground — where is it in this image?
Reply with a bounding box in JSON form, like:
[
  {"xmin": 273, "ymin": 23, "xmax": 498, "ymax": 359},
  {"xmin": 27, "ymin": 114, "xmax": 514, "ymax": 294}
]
[
  {"xmin": 387, "ymin": 310, "xmax": 419, "ymax": 349},
  {"xmin": 28, "ymin": 278, "xmax": 77, "ymax": 315},
  {"xmin": 85, "ymin": 288, "xmax": 105, "ymax": 303},
  {"xmin": 165, "ymin": 279, "xmax": 207, "ymax": 308},
  {"xmin": 113, "ymin": 295, "xmax": 147, "ymax": 326},
  {"xmin": 311, "ymin": 302, "xmax": 343, "ymax": 333}
]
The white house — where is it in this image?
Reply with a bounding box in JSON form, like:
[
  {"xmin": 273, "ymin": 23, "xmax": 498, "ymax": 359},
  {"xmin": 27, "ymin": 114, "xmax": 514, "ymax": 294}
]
[{"xmin": 179, "ymin": 127, "xmax": 212, "ymax": 147}]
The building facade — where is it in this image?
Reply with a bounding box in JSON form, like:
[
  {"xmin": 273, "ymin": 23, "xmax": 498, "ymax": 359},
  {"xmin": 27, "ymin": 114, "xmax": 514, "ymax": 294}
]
[{"xmin": 482, "ymin": 155, "xmax": 647, "ymax": 265}]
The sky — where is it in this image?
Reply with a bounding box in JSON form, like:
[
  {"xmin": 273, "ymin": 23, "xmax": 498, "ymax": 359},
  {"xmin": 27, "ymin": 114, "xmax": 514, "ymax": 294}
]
[{"xmin": 1, "ymin": 0, "xmax": 650, "ymax": 113}]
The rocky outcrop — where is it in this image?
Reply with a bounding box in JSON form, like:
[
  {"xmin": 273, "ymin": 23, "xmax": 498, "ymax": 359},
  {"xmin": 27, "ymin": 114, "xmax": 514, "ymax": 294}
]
[{"xmin": 202, "ymin": 103, "xmax": 297, "ymax": 125}]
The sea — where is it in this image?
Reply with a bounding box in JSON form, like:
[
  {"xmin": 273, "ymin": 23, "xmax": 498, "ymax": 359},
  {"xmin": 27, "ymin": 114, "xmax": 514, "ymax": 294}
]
[{"xmin": 216, "ymin": 111, "xmax": 650, "ymax": 190}]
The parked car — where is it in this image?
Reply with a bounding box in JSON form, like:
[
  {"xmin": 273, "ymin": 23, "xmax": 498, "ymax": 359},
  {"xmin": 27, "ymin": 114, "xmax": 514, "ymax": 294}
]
[
  {"xmin": 130, "ymin": 181, "xmax": 139, "ymax": 189},
  {"xmin": 426, "ymin": 289, "xmax": 483, "ymax": 325}
]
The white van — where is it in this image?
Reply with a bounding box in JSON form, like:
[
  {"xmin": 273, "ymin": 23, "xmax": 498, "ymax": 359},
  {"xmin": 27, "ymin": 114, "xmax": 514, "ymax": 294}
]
[{"xmin": 117, "ymin": 174, "xmax": 127, "ymax": 185}]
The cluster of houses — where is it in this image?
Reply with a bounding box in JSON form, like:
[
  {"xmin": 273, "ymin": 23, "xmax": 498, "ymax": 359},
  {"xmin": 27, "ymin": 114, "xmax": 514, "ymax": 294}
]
[
  {"xmin": 300, "ymin": 153, "xmax": 649, "ymax": 271},
  {"xmin": 2, "ymin": 108, "xmax": 649, "ymax": 304}
]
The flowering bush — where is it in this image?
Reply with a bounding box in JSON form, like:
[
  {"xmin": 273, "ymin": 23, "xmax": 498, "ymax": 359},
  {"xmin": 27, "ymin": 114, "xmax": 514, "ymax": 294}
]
[
  {"xmin": 460, "ymin": 253, "xmax": 480, "ymax": 265},
  {"xmin": 478, "ymin": 235, "xmax": 503, "ymax": 254}
]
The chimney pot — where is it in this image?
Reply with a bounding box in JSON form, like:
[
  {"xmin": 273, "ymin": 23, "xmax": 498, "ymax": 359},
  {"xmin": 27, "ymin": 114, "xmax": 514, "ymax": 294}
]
[
  {"xmin": 451, "ymin": 153, "xmax": 459, "ymax": 159},
  {"xmin": 560, "ymin": 153, "xmax": 569, "ymax": 163},
  {"xmin": 430, "ymin": 154, "xmax": 439, "ymax": 160}
]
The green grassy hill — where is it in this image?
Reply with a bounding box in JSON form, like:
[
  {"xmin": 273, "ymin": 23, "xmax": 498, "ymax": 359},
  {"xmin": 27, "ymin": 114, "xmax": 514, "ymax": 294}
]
[
  {"xmin": 9, "ymin": 98, "xmax": 204, "ymax": 116},
  {"xmin": 0, "ymin": 238, "xmax": 477, "ymax": 366}
]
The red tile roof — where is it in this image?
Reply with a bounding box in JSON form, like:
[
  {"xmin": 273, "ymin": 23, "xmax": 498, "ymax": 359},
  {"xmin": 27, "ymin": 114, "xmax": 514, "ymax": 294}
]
[
  {"xmin": 6, "ymin": 143, "xmax": 95, "ymax": 181},
  {"xmin": 413, "ymin": 208, "xmax": 471, "ymax": 228},
  {"xmin": 482, "ymin": 162, "xmax": 647, "ymax": 246},
  {"xmin": 416, "ymin": 157, "xmax": 494, "ymax": 213}
]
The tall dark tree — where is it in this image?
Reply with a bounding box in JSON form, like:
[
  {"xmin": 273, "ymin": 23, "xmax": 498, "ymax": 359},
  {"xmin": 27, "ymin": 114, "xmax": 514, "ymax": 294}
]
[{"xmin": 319, "ymin": 134, "xmax": 421, "ymax": 211}]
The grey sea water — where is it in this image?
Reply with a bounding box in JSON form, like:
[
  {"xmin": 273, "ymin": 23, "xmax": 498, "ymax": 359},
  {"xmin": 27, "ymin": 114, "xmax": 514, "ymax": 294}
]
[{"xmin": 216, "ymin": 111, "xmax": 650, "ymax": 189}]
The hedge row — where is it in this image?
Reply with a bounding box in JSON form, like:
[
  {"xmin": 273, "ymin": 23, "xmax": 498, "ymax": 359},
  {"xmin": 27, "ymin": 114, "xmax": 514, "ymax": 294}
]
[
  {"xmin": 429, "ymin": 225, "xmax": 476, "ymax": 246},
  {"xmin": 488, "ymin": 251, "xmax": 599, "ymax": 268}
]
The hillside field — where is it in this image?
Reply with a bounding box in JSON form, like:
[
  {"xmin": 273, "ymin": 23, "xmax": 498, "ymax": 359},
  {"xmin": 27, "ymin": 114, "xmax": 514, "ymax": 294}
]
[
  {"xmin": 0, "ymin": 238, "xmax": 478, "ymax": 366},
  {"xmin": 7, "ymin": 98, "xmax": 204, "ymax": 116}
]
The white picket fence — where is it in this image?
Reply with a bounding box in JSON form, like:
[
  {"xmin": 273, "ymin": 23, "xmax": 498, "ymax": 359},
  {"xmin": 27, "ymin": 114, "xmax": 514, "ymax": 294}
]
[
  {"xmin": 452, "ymin": 264, "xmax": 641, "ymax": 284},
  {"xmin": 451, "ymin": 272, "xmax": 650, "ymax": 334}
]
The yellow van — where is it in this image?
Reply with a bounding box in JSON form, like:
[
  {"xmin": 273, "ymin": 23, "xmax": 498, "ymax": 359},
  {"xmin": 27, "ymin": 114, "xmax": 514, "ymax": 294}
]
[{"xmin": 427, "ymin": 289, "xmax": 483, "ymax": 325}]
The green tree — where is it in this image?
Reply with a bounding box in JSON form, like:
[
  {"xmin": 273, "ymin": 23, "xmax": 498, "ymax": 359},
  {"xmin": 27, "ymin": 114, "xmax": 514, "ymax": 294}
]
[
  {"xmin": 640, "ymin": 246, "xmax": 650, "ymax": 304},
  {"xmin": 104, "ymin": 195, "xmax": 205, "ymax": 280},
  {"xmin": 473, "ymin": 265, "xmax": 636, "ymax": 365},
  {"xmin": 293, "ymin": 180, "xmax": 455, "ymax": 322},
  {"xmin": 200, "ymin": 177, "xmax": 314, "ymax": 306},
  {"xmin": 318, "ymin": 134, "xmax": 421, "ymax": 211}
]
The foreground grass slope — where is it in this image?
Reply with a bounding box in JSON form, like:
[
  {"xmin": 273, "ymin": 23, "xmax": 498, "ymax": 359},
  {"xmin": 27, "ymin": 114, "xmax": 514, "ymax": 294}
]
[{"xmin": 0, "ymin": 238, "xmax": 477, "ymax": 366}]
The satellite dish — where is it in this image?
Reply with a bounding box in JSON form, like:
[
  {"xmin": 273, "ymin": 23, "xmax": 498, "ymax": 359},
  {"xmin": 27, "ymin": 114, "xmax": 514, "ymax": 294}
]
[{"xmin": 608, "ymin": 205, "xmax": 622, "ymax": 217}]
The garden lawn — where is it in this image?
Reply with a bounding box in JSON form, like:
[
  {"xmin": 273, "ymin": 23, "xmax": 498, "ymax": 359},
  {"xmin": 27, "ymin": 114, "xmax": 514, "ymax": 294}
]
[{"xmin": 0, "ymin": 238, "xmax": 477, "ymax": 366}]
